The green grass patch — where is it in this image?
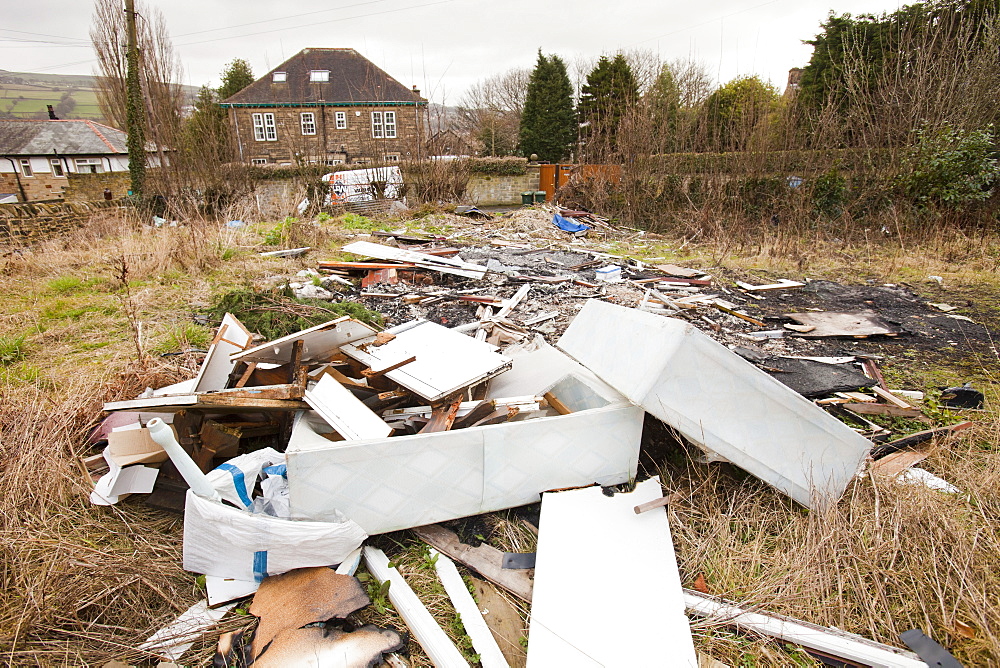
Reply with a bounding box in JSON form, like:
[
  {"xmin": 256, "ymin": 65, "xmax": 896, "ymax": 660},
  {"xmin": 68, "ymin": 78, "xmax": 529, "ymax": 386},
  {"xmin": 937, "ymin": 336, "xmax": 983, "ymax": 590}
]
[
  {"xmin": 206, "ymin": 287, "xmax": 383, "ymax": 340},
  {"xmin": 151, "ymin": 322, "xmax": 212, "ymax": 355},
  {"xmin": 340, "ymin": 213, "xmax": 390, "ymax": 231},
  {"xmin": 0, "ymin": 335, "xmax": 28, "ymax": 365}
]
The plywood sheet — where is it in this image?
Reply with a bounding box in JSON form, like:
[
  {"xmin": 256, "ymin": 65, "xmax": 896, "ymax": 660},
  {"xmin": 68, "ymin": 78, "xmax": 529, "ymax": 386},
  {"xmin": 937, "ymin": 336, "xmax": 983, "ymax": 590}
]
[{"xmin": 526, "ymin": 478, "xmax": 696, "ymax": 666}]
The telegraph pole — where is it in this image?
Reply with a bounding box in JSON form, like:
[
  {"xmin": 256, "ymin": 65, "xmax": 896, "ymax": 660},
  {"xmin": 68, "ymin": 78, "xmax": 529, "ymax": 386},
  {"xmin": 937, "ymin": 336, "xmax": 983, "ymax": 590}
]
[{"xmin": 124, "ymin": 0, "xmax": 146, "ymax": 199}]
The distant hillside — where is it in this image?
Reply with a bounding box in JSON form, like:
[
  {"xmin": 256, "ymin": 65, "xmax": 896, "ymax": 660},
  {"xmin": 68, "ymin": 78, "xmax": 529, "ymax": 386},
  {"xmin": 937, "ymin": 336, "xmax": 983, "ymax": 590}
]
[{"xmin": 0, "ymin": 70, "xmax": 199, "ymax": 126}]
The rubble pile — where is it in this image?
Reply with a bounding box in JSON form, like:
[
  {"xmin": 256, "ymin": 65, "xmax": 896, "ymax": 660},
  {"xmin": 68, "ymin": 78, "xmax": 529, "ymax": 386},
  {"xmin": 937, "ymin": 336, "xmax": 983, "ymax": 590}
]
[{"xmin": 85, "ymin": 222, "xmax": 983, "ymax": 667}]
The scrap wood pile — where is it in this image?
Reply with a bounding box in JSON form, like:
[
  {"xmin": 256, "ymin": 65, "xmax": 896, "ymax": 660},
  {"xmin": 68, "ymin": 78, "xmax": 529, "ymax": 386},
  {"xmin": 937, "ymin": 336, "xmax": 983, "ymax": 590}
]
[{"xmin": 82, "ymin": 237, "xmax": 984, "ymax": 667}]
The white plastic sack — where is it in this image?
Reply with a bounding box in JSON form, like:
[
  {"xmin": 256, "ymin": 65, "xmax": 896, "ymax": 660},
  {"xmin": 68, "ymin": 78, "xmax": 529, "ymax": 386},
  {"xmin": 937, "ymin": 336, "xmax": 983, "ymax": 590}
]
[
  {"xmin": 183, "ymin": 490, "xmax": 368, "ymax": 581},
  {"xmin": 206, "ymin": 447, "xmax": 284, "ymax": 509}
]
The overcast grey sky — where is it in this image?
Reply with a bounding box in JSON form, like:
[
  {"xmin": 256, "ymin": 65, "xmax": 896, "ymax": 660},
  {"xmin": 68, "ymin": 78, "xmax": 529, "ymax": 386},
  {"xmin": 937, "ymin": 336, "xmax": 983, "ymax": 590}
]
[{"xmin": 2, "ymin": 0, "xmax": 905, "ymax": 101}]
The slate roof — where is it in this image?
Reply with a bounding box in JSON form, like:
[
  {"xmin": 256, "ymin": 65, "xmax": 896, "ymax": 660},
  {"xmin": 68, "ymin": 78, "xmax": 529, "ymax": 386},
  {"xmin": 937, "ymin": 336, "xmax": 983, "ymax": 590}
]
[
  {"xmin": 221, "ymin": 48, "xmax": 425, "ymax": 106},
  {"xmin": 0, "ymin": 119, "xmax": 130, "ymax": 156}
]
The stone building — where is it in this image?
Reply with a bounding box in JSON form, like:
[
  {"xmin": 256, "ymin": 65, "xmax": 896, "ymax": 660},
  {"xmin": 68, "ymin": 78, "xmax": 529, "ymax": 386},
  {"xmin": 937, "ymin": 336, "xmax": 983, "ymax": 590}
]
[
  {"xmin": 0, "ymin": 119, "xmax": 156, "ymax": 203},
  {"xmin": 220, "ymin": 48, "xmax": 428, "ymax": 166}
]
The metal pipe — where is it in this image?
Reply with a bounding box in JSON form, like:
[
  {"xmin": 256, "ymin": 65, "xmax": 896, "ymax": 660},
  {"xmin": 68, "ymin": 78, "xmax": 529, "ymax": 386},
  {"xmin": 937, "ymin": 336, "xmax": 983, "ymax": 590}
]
[
  {"xmin": 2, "ymin": 157, "xmax": 28, "ymax": 202},
  {"xmin": 146, "ymin": 418, "xmax": 220, "ymax": 501}
]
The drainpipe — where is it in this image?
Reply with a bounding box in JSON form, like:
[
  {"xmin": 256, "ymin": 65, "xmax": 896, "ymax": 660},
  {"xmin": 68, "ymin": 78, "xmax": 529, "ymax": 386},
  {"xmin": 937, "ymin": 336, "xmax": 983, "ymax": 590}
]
[{"xmin": 2, "ymin": 157, "xmax": 28, "ymax": 202}]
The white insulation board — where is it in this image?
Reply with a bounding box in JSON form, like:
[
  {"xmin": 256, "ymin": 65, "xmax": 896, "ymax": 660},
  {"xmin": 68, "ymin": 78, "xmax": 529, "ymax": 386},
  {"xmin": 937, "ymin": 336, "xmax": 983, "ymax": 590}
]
[{"xmin": 527, "ymin": 477, "xmax": 697, "ymax": 667}]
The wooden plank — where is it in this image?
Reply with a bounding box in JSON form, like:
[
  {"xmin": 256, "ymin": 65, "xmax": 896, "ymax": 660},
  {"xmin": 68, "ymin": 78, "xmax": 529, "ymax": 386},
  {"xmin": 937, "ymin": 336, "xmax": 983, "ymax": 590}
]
[
  {"xmin": 470, "ymin": 579, "xmax": 526, "ymax": 668},
  {"xmin": 322, "ymin": 366, "xmax": 370, "ymax": 391},
  {"xmin": 712, "ymin": 303, "xmax": 766, "ymax": 327},
  {"xmin": 654, "ymin": 263, "xmax": 704, "ymax": 278},
  {"xmin": 412, "ymin": 524, "xmax": 533, "ymax": 602},
  {"xmin": 872, "ymin": 385, "xmax": 912, "ymax": 409},
  {"xmin": 419, "ymin": 395, "xmax": 464, "ymax": 434},
  {"xmin": 542, "ymin": 392, "xmax": 572, "ymax": 415},
  {"xmin": 361, "ymin": 355, "xmax": 417, "ymax": 378},
  {"xmin": 432, "ymin": 552, "xmax": 510, "ymax": 668},
  {"xmin": 843, "ymin": 403, "xmax": 924, "ymax": 418},
  {"xmin": 736, "ymin": 279, "xmax": 805, "ymax": 291},
  {"xmin": 869, "ymin": 448, "xmax": 933, "ymax": 477},
  {"xmin": 317, "ymin": 261, "xmax": 416, "ymax": 270},
  {"xmin": 451, "ymin": 400, "xmax": 496, "ymax": 430},
  {"xmin": 870, "ymin": 421, "xmax": 973, "ymax": 459},
  {"xmin": 471, "ymin": 407, "xmax": 519, "ymax": 427},
  {"xmin": 205, "ymin": 384, "xmax": 304, "ymax": 401}
]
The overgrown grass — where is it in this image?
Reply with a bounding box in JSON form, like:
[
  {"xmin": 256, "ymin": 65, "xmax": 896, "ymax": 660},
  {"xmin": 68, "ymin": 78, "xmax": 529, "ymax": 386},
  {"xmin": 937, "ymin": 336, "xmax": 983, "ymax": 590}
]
[
  {"xmin": 151, "ymin": 322, "xmax": 212, "ymax": 354},
  {"xmin": 2, "ymin": 206, "xmax": 1000, "ymax": 666},
  {"xmin": 206, "ymin": 287, "xmax": 383, "ymax": 340}
]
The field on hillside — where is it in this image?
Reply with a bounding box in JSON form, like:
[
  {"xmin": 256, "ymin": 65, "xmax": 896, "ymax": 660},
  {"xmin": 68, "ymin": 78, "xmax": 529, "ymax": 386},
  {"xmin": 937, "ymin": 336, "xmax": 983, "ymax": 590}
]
[{"xmin": 1, "ymin": 203, "xmax": 998, "ymax": 667}]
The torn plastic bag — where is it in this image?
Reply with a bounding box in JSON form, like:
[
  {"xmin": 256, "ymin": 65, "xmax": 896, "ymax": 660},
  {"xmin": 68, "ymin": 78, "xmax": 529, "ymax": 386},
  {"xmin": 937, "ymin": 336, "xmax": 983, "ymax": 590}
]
[
  {"xmin": 552, "ymin": 213, "xmax": 590, "ymax": 233},
  {"xmin": 251, "ymin": 473, "xmax": 290, "ymax": 518},
  {"xmin": 183, "ymin": 490, "xmax": 368, "ymax": 582},
  {"xmin": 206, "ymin": 447, "xmax": 285, "ymax": 509}
]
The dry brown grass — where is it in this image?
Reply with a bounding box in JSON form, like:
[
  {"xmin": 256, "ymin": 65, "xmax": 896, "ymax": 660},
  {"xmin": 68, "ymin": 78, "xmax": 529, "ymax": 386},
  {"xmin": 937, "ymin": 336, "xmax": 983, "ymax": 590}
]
[
  {"xmin": 2, "ymin": 205, "xmax": 1000, "ymax": 666},
  {"xmin": 649, "ymin": 423, "xmax": 1000, "ymax": 666}
]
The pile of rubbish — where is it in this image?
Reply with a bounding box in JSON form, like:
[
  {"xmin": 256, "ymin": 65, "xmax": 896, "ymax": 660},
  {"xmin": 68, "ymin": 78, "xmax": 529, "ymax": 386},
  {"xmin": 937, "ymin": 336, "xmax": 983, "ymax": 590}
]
[{"xmin": 86, "ymin": 237, "xmax": 977, "ymax": 667}]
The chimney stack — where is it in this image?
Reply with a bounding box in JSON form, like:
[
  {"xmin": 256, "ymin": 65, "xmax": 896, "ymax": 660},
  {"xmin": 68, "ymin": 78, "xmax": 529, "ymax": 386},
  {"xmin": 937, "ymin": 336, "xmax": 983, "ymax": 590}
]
[
  {"xmin": 47, "ymin": 105, "xmax": 58, "ymax": 120},
  {"xmin": 412, "ymin": 85, "xmax": 420, "ymax": 97}
]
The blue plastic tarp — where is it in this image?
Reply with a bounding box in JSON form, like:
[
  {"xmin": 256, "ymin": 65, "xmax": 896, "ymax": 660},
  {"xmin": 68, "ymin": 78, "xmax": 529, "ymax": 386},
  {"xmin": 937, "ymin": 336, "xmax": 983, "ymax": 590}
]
[{"xmin": 552, "ymin": 213, "xmax": 590, "ymax": 233}]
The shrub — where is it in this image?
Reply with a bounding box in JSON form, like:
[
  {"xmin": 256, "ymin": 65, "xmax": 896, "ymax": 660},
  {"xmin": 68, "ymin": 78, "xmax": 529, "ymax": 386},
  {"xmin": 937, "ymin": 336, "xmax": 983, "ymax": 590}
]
[{"xmin": 896, "ymin": 124, "xmax": 1000, "ymax": 209}]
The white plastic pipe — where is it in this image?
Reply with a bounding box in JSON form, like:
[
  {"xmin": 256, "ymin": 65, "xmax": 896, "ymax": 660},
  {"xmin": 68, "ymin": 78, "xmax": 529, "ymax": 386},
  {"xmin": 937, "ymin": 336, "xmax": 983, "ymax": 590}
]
[
  {"xmin": 363, "ymin": 546, "xmax": 469, "ymax": 668},
  {"xmin": 146, "ymin": 418, "xmax": 220, "ymax": 501}
]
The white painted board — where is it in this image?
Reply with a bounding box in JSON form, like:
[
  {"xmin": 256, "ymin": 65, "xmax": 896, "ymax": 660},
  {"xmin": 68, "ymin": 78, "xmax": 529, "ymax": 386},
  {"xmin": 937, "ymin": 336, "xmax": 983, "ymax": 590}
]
[
  {"xmin": 343, "ymin": 240, "xmax": 486, "ymax": 279},
  {"xmin": 432, "ymin": 550, "xmax": 509, "ymax": 668},
  {"xmin": 558, "ymin": 299, "xmax": 873, "ymax": 510},
  {"xmin": 304, "ymin": 374, "xmax": 393, "ymax": 440},
  {"xmin": 527, "ymin": 477, "xmax": 697, "ymax": 667},
  {"xmin": 340, "ymin": 320, "xmax": 512, "ymax": 402},
  {"xmin": 193, "ymin": 313, "xmax": 254, "ymax": 393},
  {"xmin": 232, "ymin": 316, "xmax": 377, "ymax": 364}
]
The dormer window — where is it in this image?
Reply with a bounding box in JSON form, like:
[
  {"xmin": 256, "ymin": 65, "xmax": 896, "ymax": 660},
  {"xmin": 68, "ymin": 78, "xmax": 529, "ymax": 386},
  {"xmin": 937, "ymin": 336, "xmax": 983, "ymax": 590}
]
[
  {"xmin": 309, "ymin": 70, "xmax": 330, "ymax": 82},
  {"xmin": 272, "ymin": 71, "xmax": 287, "ymax": 82}
]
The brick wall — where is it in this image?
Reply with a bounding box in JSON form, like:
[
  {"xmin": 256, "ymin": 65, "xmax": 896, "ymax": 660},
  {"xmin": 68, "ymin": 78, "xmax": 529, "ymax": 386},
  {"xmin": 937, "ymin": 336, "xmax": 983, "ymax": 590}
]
[
  {"xmin": 63, "ymin": 172, "xmax": 132, "ymax": 202},
  {"xmin": 465, "ymin": 166, "xmax": 540, "ymax": 206},
  {"xmin": 0, "ymin": 171, "xmax": 68, "ymax": 202},
  {"xmin": 0, "ymin": 200, "xmax": 121, "ymax": 247},
  {"xmin": 230, "ymin": 104, "xmax": 426, "ymax": 166}
]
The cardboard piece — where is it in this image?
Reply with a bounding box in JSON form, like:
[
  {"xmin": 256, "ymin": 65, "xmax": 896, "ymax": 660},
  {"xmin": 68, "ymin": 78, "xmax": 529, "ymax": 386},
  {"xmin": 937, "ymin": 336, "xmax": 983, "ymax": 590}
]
[
  {"xmin": 249, "ymin": 567, "xmax": 369, "ymax": 658},
  {"xmin": 107, "ymin": 423, "xmax": 169, "ymax": 466}
]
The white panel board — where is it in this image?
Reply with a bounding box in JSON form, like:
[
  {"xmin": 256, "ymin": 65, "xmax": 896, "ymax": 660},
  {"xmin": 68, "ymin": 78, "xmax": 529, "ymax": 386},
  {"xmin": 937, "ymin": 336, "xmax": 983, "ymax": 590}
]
[
  {"xmin": 341, "ymin": 320, "xmax": 512, "ymax": 402},
  {"xmin": 527, "ymin": 478, "xmax": 697, "ymax": 667},
  {"xmin": 233, "ymin": 316, "xmax": 377, "ymax": 364},
  {"xmin": 343, "ymin": 240, "xmax": 487, "ymax": 279},
  {"xmin": 304, "ymin": 374, "xmax": 393, "ymax": 440},
  {"xmin": 558, "ymin": 299, "xmax": 873, "ymax": 510},
  {"xmin": 193, "ymin": 313, "xmax": 254, "ymax": 392}
]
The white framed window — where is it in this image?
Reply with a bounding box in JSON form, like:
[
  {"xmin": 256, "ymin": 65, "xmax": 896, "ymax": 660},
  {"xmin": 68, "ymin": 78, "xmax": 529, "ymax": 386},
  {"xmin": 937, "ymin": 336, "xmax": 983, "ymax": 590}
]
[
  {"xmin": 252, "ymin": 113, "xmax": 277, "ymax": 141},
  {"xmin": 326, "ymin": 158, "xmax": 344, "ymax": 166},
  {"xmin": 50, "ymin": 158, "xmax": 64, "ymax": 177},
  {"xmin": 18, "ymin": 159, "xmax": 33, "ymax": 177},
  {"xmin": 385, "ymin": 153, "xmax": 400, "ymax": 162},
  {"xmin": 309, "ymin": 70, "xmax": 329, "ymax": 82},
  {"xmin": 251, "ymin": 158, "xmax": 268, "ymax": 165},
  {"xmin": 75, "ymin": 158, "xmax": 104, "ymax": 174},
  {"xmin": 272, "ymin": 71, "xmax": 287, "ymax": 82},
  {"xmin": 372, "ymin": 111, "xmax": 397, "ymax": 139},
  {"xmin": 300, "ymin": 112, "xmax": 316, "ymax": 136},
  {"xmin": 335, "ymin": 111, "xmax": 347, "ymax": 129}
]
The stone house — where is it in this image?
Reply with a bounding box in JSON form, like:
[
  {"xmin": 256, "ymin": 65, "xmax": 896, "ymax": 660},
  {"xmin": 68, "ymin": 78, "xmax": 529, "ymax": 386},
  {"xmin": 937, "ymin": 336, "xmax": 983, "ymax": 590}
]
[
  {"xmin": 220, "ymin": 48, "xmax": 428, "ymax": 167},
  {"xmin": 0, "ymin": 119, "xmax": 156, "ymax": 203}
]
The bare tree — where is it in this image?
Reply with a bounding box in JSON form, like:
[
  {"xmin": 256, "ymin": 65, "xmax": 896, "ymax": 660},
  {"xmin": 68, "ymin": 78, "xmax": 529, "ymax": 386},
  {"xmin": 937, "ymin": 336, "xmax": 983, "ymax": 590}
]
[
  {"xmin": 455, "ymin": 68, "xmax": 529, "ymax": 156},
  {"xmin": 91, "ymin": 0, "xmax": 184, "ymax": 175}
]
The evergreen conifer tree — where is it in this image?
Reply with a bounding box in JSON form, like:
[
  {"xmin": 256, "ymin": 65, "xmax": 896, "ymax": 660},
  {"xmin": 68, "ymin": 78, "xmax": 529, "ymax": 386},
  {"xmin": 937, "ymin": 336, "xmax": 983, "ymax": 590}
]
[
  {"xmin": 578, "ymin": 54, "xmax": 638, "ymax": 155},
  {"xmin": 518, "ymin": 50, "xmax": 575, "ymax": 162}
]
